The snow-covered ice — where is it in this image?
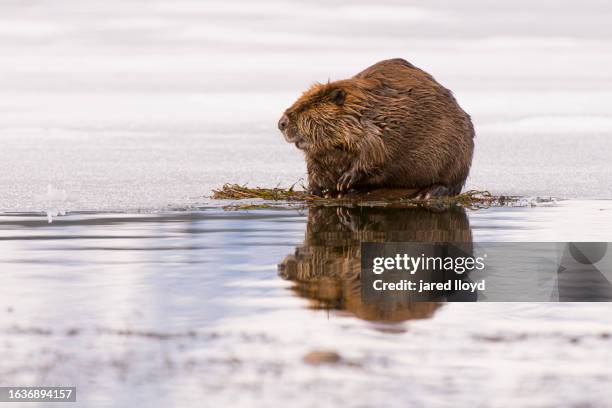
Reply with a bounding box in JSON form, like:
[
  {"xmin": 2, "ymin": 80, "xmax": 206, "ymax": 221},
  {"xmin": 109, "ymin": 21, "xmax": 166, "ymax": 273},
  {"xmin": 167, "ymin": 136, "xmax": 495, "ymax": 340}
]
[{"xmin": 1, "ymin": 0, "xmax": 612, "ymax": 212}]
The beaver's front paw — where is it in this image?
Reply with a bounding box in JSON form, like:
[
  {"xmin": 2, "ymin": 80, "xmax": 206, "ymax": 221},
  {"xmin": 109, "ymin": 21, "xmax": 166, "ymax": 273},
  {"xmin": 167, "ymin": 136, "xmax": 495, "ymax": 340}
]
[{"xmin": 337, "ymin": 168, "xmax": 360, "ymax": 193}]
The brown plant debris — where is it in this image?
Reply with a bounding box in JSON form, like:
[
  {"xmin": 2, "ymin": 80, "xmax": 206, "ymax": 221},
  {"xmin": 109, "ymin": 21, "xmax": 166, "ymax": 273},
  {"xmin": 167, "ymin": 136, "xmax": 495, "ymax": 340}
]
[{"xmin": 212, "ymin": 183, "xmax": 517, "ymax": 209}]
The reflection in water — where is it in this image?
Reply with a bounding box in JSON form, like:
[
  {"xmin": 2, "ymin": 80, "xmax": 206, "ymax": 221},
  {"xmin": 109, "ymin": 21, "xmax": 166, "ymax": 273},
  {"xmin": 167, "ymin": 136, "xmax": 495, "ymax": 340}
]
[{"xmin": 278, "ymin": 205, "xmax": 473, "ymax": 322}]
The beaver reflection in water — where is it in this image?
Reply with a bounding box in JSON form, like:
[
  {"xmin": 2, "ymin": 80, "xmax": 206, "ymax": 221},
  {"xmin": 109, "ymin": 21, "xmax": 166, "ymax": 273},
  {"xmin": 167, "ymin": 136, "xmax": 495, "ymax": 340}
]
[
  {"xmin": 278, "ymin": 58, "xmax": 474, "ymax": 199},
  {"xmin": 278, "ymin": 205, "xmax": 474, "ymax": 322}
]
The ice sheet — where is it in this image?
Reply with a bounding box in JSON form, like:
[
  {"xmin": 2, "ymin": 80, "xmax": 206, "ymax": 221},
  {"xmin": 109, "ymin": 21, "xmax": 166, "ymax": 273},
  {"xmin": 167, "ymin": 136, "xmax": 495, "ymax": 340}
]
[{"xmin": 0, "ymin": 0, "xmax": 611, "ymax": 212}]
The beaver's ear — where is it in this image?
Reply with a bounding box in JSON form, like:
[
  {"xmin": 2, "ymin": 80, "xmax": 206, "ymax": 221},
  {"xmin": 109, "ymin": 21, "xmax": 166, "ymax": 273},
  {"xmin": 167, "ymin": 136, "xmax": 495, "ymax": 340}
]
[{"xmin": 328, "ymin": 88, "xmax": 346, "ymax": 106}]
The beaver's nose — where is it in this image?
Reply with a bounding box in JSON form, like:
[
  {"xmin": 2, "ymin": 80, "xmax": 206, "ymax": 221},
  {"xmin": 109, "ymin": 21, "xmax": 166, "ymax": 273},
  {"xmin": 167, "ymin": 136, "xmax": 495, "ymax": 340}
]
[{"xmin": 278, "ymin": 115, "xmax": 289, "ymax": 131}]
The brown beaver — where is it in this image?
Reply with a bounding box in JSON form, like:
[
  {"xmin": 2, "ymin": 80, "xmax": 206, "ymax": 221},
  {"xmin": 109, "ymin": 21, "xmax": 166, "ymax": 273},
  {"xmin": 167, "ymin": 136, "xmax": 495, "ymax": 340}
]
[{"xmin": 278, "ymin": 58, "xmax": 474, "ymax": 198}]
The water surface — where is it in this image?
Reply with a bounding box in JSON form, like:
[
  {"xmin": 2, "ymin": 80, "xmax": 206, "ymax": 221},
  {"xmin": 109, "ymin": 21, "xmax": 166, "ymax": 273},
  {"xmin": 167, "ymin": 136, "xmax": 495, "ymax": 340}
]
[{"xmin": 2, "ymin": 200, "xmax": 612, "ymax": 407}]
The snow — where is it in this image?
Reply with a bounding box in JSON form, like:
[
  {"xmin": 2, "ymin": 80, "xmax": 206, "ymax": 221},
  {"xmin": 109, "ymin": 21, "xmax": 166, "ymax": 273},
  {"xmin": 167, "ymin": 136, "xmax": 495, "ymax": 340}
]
[{"xmin": 1, "ymin": 1, "xmax": 611, "ymax": 211}]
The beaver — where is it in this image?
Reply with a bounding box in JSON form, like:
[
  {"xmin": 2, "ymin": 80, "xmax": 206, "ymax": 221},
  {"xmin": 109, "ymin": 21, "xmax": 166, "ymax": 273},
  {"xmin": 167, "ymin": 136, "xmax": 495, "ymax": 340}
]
[{"xmin": 278, "ymin": 58, "xmax": 474, "ymax": 198}]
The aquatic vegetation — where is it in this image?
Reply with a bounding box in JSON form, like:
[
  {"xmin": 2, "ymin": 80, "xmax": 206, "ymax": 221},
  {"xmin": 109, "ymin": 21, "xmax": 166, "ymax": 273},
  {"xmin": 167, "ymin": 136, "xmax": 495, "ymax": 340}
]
[
  {"xmin": 211, "ymin": 183, "xmax": 518, "ymax": 210},
  {"xmin": 212, "ymin": 183, "xmax": 318, "ymax": 201}
]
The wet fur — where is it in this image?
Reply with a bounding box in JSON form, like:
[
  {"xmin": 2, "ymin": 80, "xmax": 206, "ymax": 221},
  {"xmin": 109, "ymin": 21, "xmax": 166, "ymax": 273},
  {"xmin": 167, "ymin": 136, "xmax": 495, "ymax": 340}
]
[{"xmin": 280, "ymin": 58, "xmax": 475, "ymax": 196}]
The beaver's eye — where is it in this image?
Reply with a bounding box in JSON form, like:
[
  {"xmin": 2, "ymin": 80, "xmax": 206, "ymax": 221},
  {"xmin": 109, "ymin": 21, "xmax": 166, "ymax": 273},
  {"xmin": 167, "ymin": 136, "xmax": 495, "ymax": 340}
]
[{"xmin": 328, "ymin": 88, "xmax": 346, "ymax": 106}]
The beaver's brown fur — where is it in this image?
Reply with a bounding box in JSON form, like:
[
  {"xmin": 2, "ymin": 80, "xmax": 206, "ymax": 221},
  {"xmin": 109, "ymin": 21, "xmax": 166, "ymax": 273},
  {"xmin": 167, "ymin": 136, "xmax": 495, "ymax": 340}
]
[{"xmin": 278, "ymin": 58, "xmax": 474, "ymax": 197}]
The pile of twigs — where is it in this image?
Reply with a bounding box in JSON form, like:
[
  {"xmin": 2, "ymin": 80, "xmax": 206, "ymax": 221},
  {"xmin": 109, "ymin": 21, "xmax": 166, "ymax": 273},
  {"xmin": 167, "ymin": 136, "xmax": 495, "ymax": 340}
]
[{"xmin": 212, "ymin": 184, "xmax": 516, "ymax": 209}]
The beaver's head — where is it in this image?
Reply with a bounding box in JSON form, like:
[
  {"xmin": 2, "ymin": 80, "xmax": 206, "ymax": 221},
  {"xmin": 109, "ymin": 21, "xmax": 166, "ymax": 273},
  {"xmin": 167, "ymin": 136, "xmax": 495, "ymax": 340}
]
[{"xmin": 278, "ymin": 81, "xmax": 369, "ymax": 152}]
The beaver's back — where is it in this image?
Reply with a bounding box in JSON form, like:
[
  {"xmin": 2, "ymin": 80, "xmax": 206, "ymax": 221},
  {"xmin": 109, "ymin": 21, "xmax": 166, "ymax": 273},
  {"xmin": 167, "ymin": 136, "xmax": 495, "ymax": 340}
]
[{"xmin": 353, "ymin": 58, "xmax": 474, "ymax": 194}]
